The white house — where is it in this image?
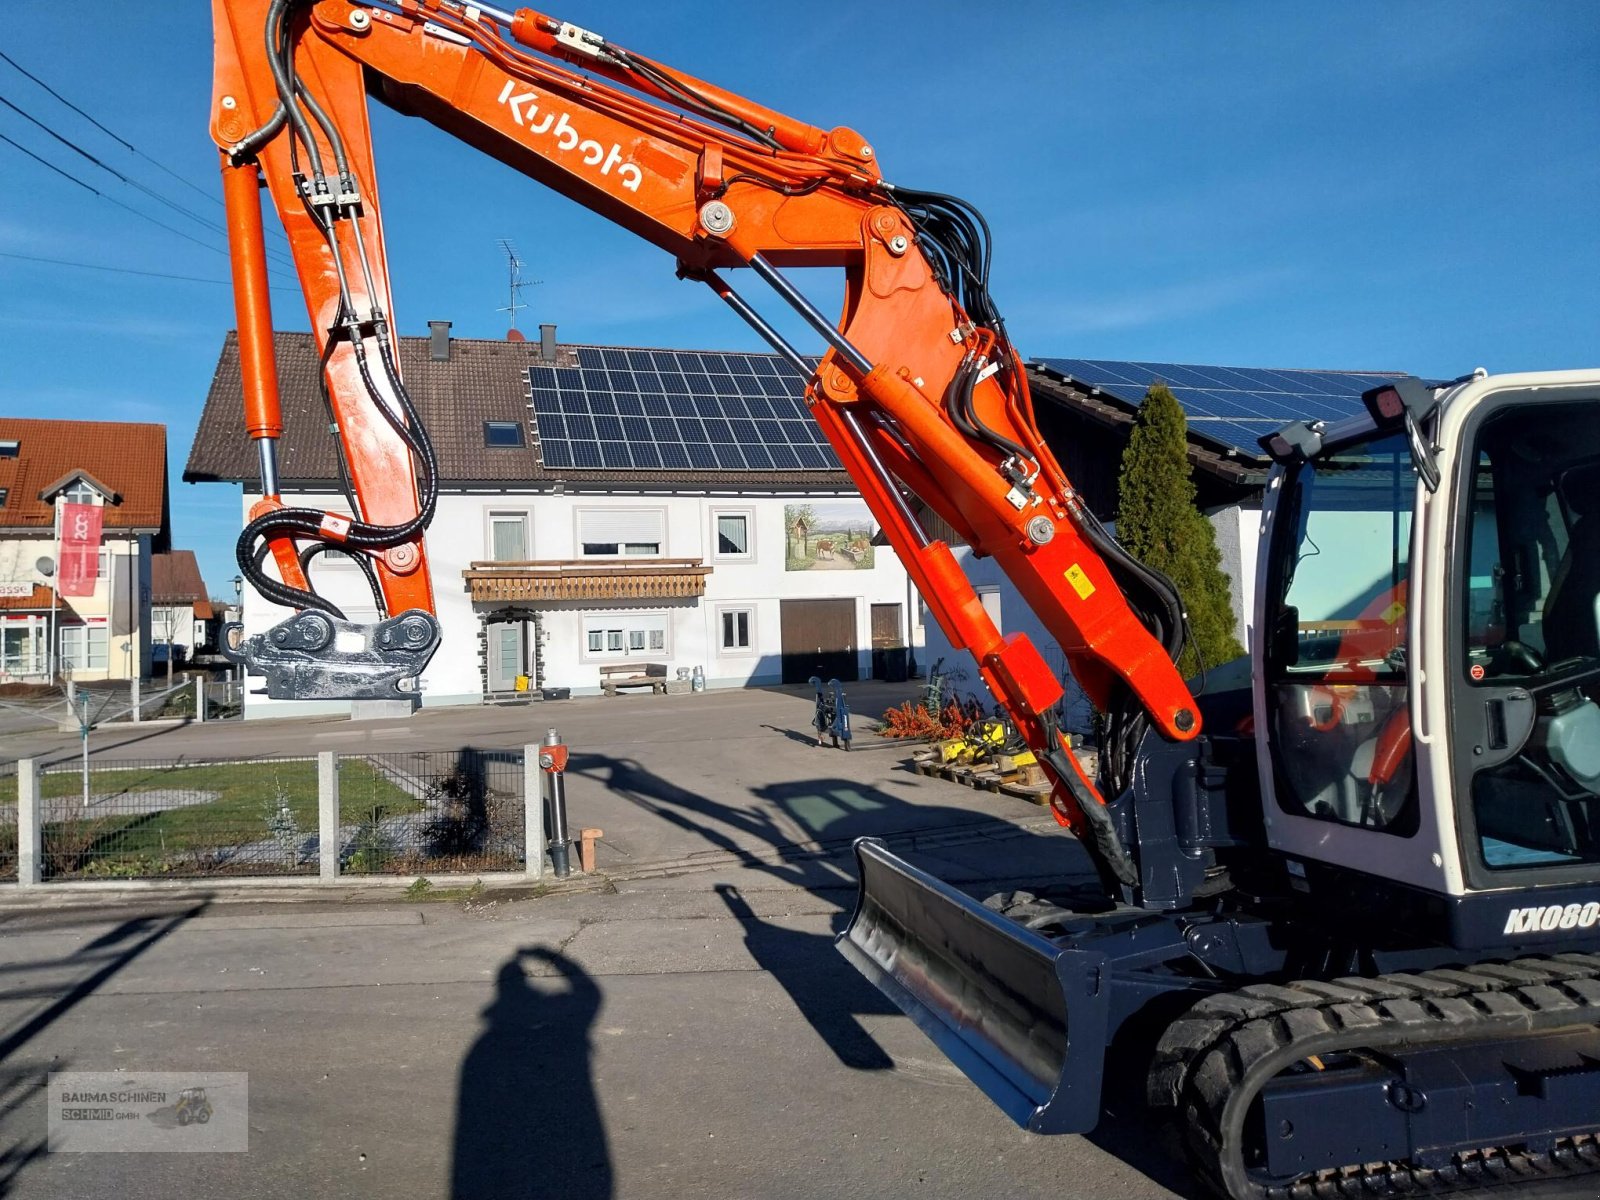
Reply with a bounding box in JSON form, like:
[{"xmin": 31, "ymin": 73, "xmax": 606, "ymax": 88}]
[
  {"xmin": 0, "ymin": 418, "xmax": 167, "ymax": 685},
  {"xmin": 149, "ymin": 549, "xmax": 217, "ymax": 669},
  {"xmin": 186, "ymin": 326, "xmax": 923, "ymax": 718}
]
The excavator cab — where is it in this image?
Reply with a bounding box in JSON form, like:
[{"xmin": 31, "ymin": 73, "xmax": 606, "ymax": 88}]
[
  {"xmin": 840, "ymin": 370, "xmax": 1600, "ymax": 1192},
  {"xmin": 1257, "ymin": 371, "xmax": 1600, "ymax": 932}
]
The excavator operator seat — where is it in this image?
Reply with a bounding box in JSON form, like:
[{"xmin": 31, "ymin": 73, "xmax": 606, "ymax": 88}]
[{"xmin": 1545, "ymin": 460, "xmax": 1600, "ymax": 664}]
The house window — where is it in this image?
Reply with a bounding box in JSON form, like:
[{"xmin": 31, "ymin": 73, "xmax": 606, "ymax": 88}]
[
  {"xmin": 2, "ymin": 625, "xmax": 41, "ymax": 674},
  {"xmin": 488, "ymin": 512, "xmax": 529, "ymax": 561},
  {"xmin": 977, "ymin": 586, "xmax": 1002, "ymax": 634},
  {"xmin": 97, "ymin": 548, "xmax": 110, "ymax": 579},
  {"xmin": 578, "ymin": 508, "xmax": 665, "ymax": 557},
  {"xmin": 0, "ymin": 440, "xmax": 18, "ymax": 458},
  {"xmin": 0, "ymin": 488, "xmax": 8, "ymax": 507},
  {"xmin": 60, "ymin": 625, "xmax": 108, "ymax": 672},
  {"xmin": 713, "ymin": 510, "xmax": 753, "ymax": 559},
  {"xmin": 154, "ymin": 606, "xmax": 191, "ymax": 641},
  {"xmin": 62, "ymin": 481, "xmax": 99, "ymax": 505},
  {"xmin": 719, "ymin": 606, "xmax": 755, "ymax": 653},
  {"xmin": 484, "ymin": 421, "xmax": 525, "ymax": 447},
  {"xmin": 582, "ymin": 613, "xmax": 669, "ymax": 660}
]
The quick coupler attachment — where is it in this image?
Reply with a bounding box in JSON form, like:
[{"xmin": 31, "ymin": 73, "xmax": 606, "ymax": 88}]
[{"xmin": 221, "ymin": 608, "xmax": 440, "ymax": 701}]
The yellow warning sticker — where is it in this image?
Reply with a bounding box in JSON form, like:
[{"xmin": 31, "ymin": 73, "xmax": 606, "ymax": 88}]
[
  {"xmin": 1380, "ymin": 601, "xmax": 1406, "ymax": 626},
  {"xmin": 1065, "ymin": 564, "xmax": 1095, "ymax": 600}
]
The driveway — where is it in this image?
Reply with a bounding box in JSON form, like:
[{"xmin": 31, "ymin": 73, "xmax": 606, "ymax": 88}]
[{"xmin": 1, "ymin": 684, "xmax": 1573, "ymax": 1199}]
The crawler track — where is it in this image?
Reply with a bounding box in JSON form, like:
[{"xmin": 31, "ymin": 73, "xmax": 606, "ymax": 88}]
[{"xmin": 1151, "ymin": 954, "xmax": 1600, "ymax": 1199}]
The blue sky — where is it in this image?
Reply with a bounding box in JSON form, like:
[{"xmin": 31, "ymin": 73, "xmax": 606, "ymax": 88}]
[{"xmin": 1, "ymin": 1, "xmax": 1595, "ymax": 597}]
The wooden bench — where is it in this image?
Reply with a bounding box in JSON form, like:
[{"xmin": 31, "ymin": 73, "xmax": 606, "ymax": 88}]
[{"xmin": 600, "ymin": 662, "xmax": 669, "ymax": 696}]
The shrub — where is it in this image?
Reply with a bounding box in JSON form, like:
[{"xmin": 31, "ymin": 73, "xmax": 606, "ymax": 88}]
[
  {"xmin": 1116, "ymin": 383, "xmax": 1246, "ymax": 678},
  {"xmin": 878, "ymin": 696, "xmax": 986, "ymax": 741}
]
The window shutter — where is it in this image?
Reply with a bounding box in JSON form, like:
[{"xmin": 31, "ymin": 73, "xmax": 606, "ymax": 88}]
[{"xmin": 579, "ymin": 509, "xmax": 664, "ymax": 546}]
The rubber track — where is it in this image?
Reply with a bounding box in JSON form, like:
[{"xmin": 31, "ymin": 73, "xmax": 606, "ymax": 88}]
[{"xmin": 1149, "ymin": 953, "xmax": 1600, "ymax": 1200}]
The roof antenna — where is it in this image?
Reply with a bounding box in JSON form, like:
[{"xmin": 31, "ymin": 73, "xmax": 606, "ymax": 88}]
[{"xmin": 497, "ymin": 239, "xmax": 540, "ymax": 341}]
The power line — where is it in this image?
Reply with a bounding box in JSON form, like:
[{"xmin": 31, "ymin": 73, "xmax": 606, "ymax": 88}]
[
  {"xmin": 0, "ymin": 131, "xmax": 233, "ymax": 260},
  {"xmin": 0, "ymin": 49, "xmax": 296, "ymax": 253},
  {"xmin": 0, "ymin": 250, "xmax": 301, "ymax": 294},
  {"xmin": 0, "ymin": 90, "xmax": 296, "ymax": 271},
  {"xmin": 0, "ymin": 92, "xmax": 227, "ymax": 236}
]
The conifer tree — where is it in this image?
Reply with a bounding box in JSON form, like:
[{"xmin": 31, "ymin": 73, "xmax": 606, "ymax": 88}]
[{"xmin": 1115, "ymin": 383, "xmax": 1245, "ymax": 678}]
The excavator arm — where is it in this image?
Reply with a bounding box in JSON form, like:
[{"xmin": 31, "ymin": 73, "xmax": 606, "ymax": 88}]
[{"xmin": 212, "ymin": 0, "xmax": 1200, "ymax": 861}]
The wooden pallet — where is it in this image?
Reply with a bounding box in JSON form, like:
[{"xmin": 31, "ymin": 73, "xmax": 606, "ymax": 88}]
[{"xmin": 910, "ymin": 751, "xmax": 1053, "ymax": 805}]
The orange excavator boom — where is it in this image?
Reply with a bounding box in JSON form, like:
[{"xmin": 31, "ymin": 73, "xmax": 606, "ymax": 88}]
[{"xmin": 212, "ymin": 0, "xmax": 1199, "ymax": 868}]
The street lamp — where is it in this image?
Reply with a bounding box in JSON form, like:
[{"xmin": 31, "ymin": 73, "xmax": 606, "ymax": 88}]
[{"xmin": 230, "ymin": 575, "xmax": 244, "ymax": 691}]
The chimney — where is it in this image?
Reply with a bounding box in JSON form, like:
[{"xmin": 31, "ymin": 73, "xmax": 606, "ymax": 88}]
[
  {"xmin": 539, "ymin": 323, "xmax": 557, "ymax": 363},
  {"xmin": 428, "ymin": 320, "xmax": 452, "ymax": 362}
]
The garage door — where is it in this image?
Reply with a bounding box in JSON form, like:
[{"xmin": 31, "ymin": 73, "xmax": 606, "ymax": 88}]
[{"xmin": 779, "ymin": 598, "xmax": 858, "ymax": 684}]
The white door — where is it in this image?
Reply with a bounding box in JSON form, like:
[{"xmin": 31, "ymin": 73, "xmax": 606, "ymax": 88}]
[{"xmin": 488, "ymin": 622, "xmax": 524, "ymax": 691}]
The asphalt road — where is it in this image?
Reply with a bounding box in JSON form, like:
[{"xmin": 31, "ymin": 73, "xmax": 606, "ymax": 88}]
[
  {"xmin": 0, "ymin": 882, "xmax": 1196, "ymax": 1200},
  {"xmin": 3, "ymin": 687, "xmax": 1598, "ymax": 1198}
]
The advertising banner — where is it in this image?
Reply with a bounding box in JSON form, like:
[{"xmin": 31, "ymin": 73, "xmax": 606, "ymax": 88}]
[{"xmin": 58, "ymin": 502, "xmax": 103, "ymax": 598}]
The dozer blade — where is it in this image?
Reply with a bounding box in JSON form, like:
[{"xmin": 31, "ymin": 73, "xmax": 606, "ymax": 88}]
[{"xmin": 837, "ymin": 837, "xmax": 1098, "ymax": 1134}]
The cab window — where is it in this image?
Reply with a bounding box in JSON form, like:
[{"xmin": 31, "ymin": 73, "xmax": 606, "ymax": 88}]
[{"xmin": 1266, "ymin": 432, "xmax": 1417, "ymax": 834}]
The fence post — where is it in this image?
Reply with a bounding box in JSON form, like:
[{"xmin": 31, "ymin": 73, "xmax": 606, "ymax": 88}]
[
  {"xmin": 523, "ymin": 744, "xmax": 545, "ymax": 881},
  {"xmin": 16, "ymin": 758, "xmax": 40, "ymax": 887},
  {"xmin": 318, "ymin": 751, "xmax": 339, "ymax": 881},
  {"xmin": 194, "ymin": 675, "xmax": 206, "ymax": 723}
]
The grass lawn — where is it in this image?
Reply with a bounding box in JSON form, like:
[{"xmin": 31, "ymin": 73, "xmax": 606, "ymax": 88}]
[{"xmin": 0, "ymin": 760, "xmax": 422, "ymax": 877}]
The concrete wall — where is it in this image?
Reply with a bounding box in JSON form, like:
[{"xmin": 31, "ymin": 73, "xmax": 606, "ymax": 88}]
[
  {"xmin": 1209, "ymin": 501, "xmax": 1263, "ymax": 650},
  {"xmin": 238, "ymin": 489, "xmax": 923, "ymax": 717}
]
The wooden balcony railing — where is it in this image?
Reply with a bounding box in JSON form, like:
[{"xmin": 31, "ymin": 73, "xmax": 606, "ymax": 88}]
[{"xmin": 463, "ymin": 558, "xmax": 711, "ymax": 603}]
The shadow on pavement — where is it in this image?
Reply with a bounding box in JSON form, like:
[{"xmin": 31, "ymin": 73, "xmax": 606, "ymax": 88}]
[
  {"xmin": 567, "ymin": 754, "xmax": 1072, "ymax": 1073},
  {"xmin": 568, "ymin": 750, "xmax": 1204, "ymax": 1195},
  {"xmin": 0, "ymin": 902, "xmax": 207, "ymax": 1197},
  {"xmin": 451, "ymin": 947, "xmax": 611, "ymax": 1200},
  {"xmin": 715, "ymin": 883, "xmax": 894, "ymax": 1070}
]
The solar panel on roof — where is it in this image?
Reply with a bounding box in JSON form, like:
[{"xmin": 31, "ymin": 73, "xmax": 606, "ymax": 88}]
[
  {"xmin": 530, "ymin": 348, "xmax": 833, "ymax": 472},
  {"xmin": 1033, "ymin": 357, "xmax": 1404, "ymax": 457}
]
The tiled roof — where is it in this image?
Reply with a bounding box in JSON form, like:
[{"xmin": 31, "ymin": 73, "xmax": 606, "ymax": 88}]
[
  {"xmin": 0, "ymin": 418, "xmax": 168, "ymax": 534},
  {"xmin": 185, "ymin": 331, "xmax": 855, "ymax": 491},
  {"xmin": 151, "ymin": 549, "xmax": 208, "ymax": 604},
  {"xmin": 0, "ymin": 583, "xmax": 55, "ymax": 611}
]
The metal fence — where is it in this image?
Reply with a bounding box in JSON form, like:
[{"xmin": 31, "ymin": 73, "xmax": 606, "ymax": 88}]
[
  {"xmin": 35, "ymin": 757, "xmax": 321, "ymax": 880},
  {"xmin": 5, "ymin": 749, "xmax": 539, "ymax": 884},
  {"xmin": 0, "ymin": 760, "xmax": 16, "ymax": 883},
  {"xmin": 340, "ymin": 750, "xmax": 525, "ymax": 875}
]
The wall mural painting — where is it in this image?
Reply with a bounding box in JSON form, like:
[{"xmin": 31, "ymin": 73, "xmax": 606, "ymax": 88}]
[{"xmin": 784, "ymin": 501, "xmax": 876, "ymax": 571}]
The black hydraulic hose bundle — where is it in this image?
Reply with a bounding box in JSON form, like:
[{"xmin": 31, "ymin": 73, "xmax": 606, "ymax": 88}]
[
  {"xmin": 894, "ymin": 184, "xmax": 1194, "ymax": 799},
  {"xmin": 231, "ymin": 0, "xmax": 441, "ymax": 621},
  {"xmin": 892, "ymin": 185, "xmax": 1038, "ymax": 471}
]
